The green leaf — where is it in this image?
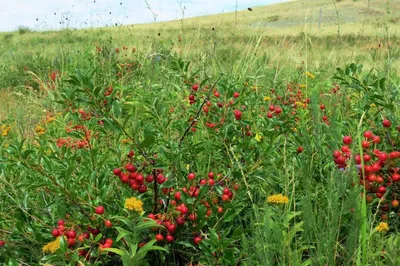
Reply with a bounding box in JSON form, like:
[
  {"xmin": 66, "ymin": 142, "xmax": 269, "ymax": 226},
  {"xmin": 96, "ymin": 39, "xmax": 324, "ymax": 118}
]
[
  {"xmin": 112, "ymin": 100, "xmax": 122, "ymax": 118},
  {"xmin": 115, "ymin": 227, "xmax": 131, "ymax": 242},
  {"xmin": 103, "ymin": 247, "xmax": 126, "ymax": 256},
  {"xmin": 141, "ymin": 135, "xmax": 155, "ymax": 148}
]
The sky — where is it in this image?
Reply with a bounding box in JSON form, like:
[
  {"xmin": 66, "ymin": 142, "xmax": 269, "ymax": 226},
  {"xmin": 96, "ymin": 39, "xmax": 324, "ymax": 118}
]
[{"xmin": 0, "ymin": 0, "xmax": 287, "ymax": 32}]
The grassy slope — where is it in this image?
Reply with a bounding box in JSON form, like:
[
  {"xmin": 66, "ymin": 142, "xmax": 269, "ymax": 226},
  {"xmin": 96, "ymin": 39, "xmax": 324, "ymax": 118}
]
[{"xmin": 0, "ymin": 0, "xmax": 399, "ymax": 120}]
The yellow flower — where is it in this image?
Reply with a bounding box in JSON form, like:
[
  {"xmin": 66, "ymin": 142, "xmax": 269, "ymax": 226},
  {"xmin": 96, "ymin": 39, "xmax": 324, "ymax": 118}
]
[
  {"xmin": 376, "ymin": 222, "xmax": 389, "ymax": 233},
  {"xmin": 300, "ymin": 84, "xmax": 307, "ymax": 88},
  {"xmin": 186, "ymin": 164, "xmax": 190, "ymax": 171},
  {"xmin": 255, "ymin": 133, "xmax": 262, "ymax": 142},
  {"xmin": 305, "ymin": 72, "xmax": 315, "ymax": 79},
  {"xmin": 1, "ymin": 125, "xmax": 11, "ymax": 136},
  {"xmin": 263, "ymin": 96, "xmax": 271, "ymax": 101},
  {"xmin": 125, "ymin": 197, "xmax": 144, "ymax": 213},
  {"xmin": 291, "ymin": 127, "xmax": 298, "ymax": 133},
  {"xmin": 121, "ymin": 138, "xmax": 130, "ymax": 144},
  {"xmin": 42, "ymin": 236, "xmax": 64, "ymax": 253},
  {"xmin": 46, "ymin": 116, "xmax": 55, "ymax": 123},
  {"xmin": 295, "ymin": 101, "xmax": 306, "ymax": 108},
  {"xmin": 267, "ymin": 194, "xmax": 289, "ymax": 204},
  {"xmin": 370, "ymin": 103, "xmax": 376, "ymax": 108},
  {"xmin": 34, "ymin": 125, "xmax": 45, "ymax": 135}
]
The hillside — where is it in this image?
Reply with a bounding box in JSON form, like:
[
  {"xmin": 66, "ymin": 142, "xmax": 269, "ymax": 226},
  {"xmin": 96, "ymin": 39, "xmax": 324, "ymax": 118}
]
[{"xmin": 0, "ymin": 0, "xmax": 399, "ymax": 88}]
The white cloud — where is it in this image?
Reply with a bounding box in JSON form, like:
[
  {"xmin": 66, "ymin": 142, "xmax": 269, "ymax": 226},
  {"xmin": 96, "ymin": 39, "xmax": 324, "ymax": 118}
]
[{"xmin": 0, "ymin": 0, "xmax": 287, "ymax": 31}]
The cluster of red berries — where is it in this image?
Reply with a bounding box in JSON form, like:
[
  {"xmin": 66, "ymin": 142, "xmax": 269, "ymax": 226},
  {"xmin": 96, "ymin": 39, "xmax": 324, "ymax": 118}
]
[
  {"xmin": 103, "ymin": 86, "xmax": 113, "ymax": 97},
  {"xmin": 333, "ymin": 120, "xmax": 400, "ymax": 221},
  {"xmin": 141, "ymin": 171, "xmax": 237, "ymax": 245},
  {"xmin": 56, "ymin": 124, "xmax": 93, "ymax": 149},
  {"xmin": 47, "ymin": 205, "xmax": 114, "ymax": 259}
]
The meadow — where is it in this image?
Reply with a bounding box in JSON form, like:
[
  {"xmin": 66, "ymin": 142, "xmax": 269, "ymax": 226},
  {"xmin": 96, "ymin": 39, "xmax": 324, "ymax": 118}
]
[{"xmin": 0, "ymin": 0, "xmax": 400, "ymax": 265}]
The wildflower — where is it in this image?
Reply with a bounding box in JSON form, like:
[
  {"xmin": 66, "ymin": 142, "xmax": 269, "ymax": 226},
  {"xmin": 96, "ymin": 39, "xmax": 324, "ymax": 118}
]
[
  {"xmin": 305, "ymin": 72, "xmax": 315, "ymax": 79},
  {"xmin": 34, "ymin": 125, "xmax": 45, "ymax": 135},
  {"xmin": 1, "ymin": 125, "xmax": 11, "ymax": 136},
  {"xmin": 186, "ymin": 164, "xmax": 190, "ymax": 171},
  {"xmin": 121, "ymin": 139, "xmax": 130, "ymax": 144},
  {"xmin": 300, "ymin": 84, "xmax": 307, "ymax": 88},
  {"xmin": 295, "ymin": 101, "xmax": 306, "ymax": 108},
  {"xmin": 291, "ymin": 127, "xmax": 298, "ymax": 133},
  {"xmin": 267, "ymin": 194, "xmax": 289, "ymax": 204},
  {"xmin": 125, "ymin": 197, "xmax": 144, "ymax": 213},
  {"xmin": 376, "ymin": 222, "xmax": 389, "ymax": 233},
  {"xmin": 255, "ymin": 133, "xmax": 262, "ymax": 142},
  {"xmin": 370, "ymin": 103, "xmax": 376, "ymax": 108},
  {"xmin": 264, "ymin": 96, "xmax": 271, "ymax": 101},
  {"xmin": 42, "ymin": 236, "xmax": 64, "ymax": 253}
]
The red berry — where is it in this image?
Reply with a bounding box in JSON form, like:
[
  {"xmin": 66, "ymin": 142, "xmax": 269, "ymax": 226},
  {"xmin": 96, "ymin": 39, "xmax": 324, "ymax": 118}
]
[
  {"xmin": 382, "ymin": 119, "xmax": 391, "ymax": 128},
  {"xmin": 221, "ymin": 194, "xmax": 230, "ymax": 201},
  {"xmin": 66, "ymin": 230, "xmax": 77, "ymax": 239},
  {"xmin": 377, "ymin": 186, "xmax": 387, "ymax": 194},
  {"xmin": 233, "ymin": 92, "xmax": 240, "ymax": 98},
  {"xmin": 177, "ymin": 216, "xmax": 185, "ymax": 225},
  {"xmin": 0, "ymin": 240, "xmax": 5, "ymax": 247},
  {"xmin": 52, "ymin": 228, "xmax": 61, "ymax": 237},
  {"xmin": 363, "ymin": 154, "xmax": 371, "ymax": 162},
  {"xmin": 138, "ymin": 185, "xmax": 147, "ymax": 193},
  {"xmin": 333, "ymin": 150, "xmax": 341, "ymax": 158},
  {"xmin": 155, "ymin": 234, "xmax": 164, "ymax": 242},
  {"xmin": 113, "ymin": 168, "xmax": 121, "ymax": 176},
  {"xmin": 214, "ymin": 91, "xmax": 220, "ymax": 98},
  {"xmin": 174, "ymin": 192, "xmax": 181, "ymax": 201},
  {"xmin": 104, "ymin": 220, "xmax": 113, "ymax": 228},
  {"xmin": 166, "ymin": 234, "xmax": 174, "ymax": 243},
  {"xmin": 363, "ymin": 131, "xmax": 373, "ymax": 139},
  {"xmin": 125, "ymin": 163, "xmax": 136, "ymax": 173},
  {"xmin": 378, "ymin": 152, "xmax": 388, "ymax": 161},
  {"xmin": 208, "ymin": 172, "xmax": 214, "ymax": 179},
  {"xmin": 297, "ymin": 146, "xmax": 304, "ymax": 153},
  {"xmin": 193, "ymin": 236, "xmax": 202, "ymax": 245},
  {"xmin": 372, "ymin": 135, "xmax": 381, "ymax": 143},
  {"xmin": 67, "ymin": 238, "xmax": 76, "ymax": 247},
  {"xmin": 361, "ymin": 140, "xmax": 370, "ymax": 149},
  {"xmin": 157, "ymin": 174, "xmax": 166, "ymax": 184},
  {"xmin": 95, "ymin": 206, "xmax": 105, "ymax": 215},
  {"xmin": 135, "ymin": 174, "xmax": 144, "ymax": 183},
  {"xmin": 145, "ymin": 175, "xmax": 154, "ymax": 183},
  {"xmin": 392, "ymin": 174, "xmax": 400, "ymax": 182},
  {"xmin": 192, "ymin": 84, "xmax": 199, "ymax": 91},
  {"xmin": 167, "ymin": 224, "xmax": 177, "ymax": 234},
  {"xmin": 188, "ymin": 173, "xmax": 196, "ymax": 180}
]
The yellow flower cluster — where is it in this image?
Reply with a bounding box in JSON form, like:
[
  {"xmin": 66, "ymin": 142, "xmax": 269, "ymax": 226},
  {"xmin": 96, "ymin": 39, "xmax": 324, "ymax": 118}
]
[
  {"xmin": 305, "ymin": 72, "xmax": 316, "ymax": 79},
  {"xmin": 376, "ymin": 222, "xmax": 389, "ymax": 233},
  {"xmin": 255, "ymin": 133, "xmax": 262, "ymax": 142},
  {"xmin": 121, "ymin": 139, "xmax": 130, "ymax": 144},
  {"xmin": 125, "ymin": 197, "xmax": 144, "ymax": 213},
  {"xmin": 267, "ymin": 194, "xmax": 289, "ymax": 204},
  {"xmin": 264, "ymin": 96, "xmax": 271, "ymax": 102},
  {"xmin": 295, "ymin": 101, "xmax": 306, "ymax": 108},
  {"xmin": 34, "ymin": 125, "xmax": 45, "ymax": 135},
  {"xmin": 42, "ymin": 236, "xmax": 63, "ymax": 253},
  {"xmin": 1, "ymin": 125, "xmax": 11, "ymax": 136}
]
